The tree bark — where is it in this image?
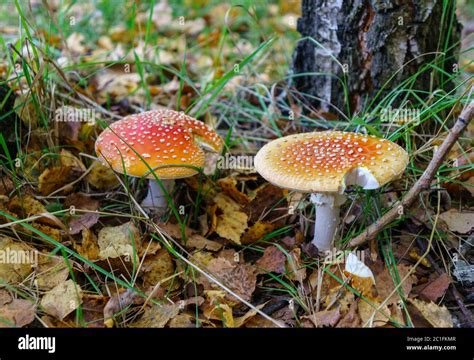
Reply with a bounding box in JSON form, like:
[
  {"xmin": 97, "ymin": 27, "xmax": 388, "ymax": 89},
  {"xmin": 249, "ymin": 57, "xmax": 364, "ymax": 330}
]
[{"xmin": 292, "ymin": 0, "xmax": 461, "ymax": 114}]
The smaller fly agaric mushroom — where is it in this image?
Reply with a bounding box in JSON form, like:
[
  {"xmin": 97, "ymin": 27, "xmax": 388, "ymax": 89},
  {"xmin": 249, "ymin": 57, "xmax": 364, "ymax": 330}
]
[
  {"xmin": 95, "ymin": 109, "xmax": 223, "ymax": 212},
  {"xmin": 254, "ymin": 131, "xmax": 409, "ymax": 254}
]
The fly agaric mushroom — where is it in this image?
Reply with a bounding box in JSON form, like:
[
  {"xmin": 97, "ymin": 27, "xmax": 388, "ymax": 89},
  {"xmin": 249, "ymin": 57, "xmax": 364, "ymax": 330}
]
[
  {"xmin": 254, "ymin": 131, "xmax": 409, "ymax": 253},
  {"xmin": 95, "ymin": 109, "xmax": 223, "ymax": 212}
]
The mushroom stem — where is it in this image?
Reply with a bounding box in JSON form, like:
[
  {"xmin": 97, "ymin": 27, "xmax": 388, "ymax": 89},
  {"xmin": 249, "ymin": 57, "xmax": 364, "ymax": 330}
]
[
  {"xmin": 141, "ymin": 179, "xmax": 175, "ymax": 211},
  {"xmin": 310, "ymin": 193, "xmax": 347, "ymax": 254}
]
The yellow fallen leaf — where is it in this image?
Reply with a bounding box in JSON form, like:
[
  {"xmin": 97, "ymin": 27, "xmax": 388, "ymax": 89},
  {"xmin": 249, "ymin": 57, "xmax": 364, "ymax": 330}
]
[
  {"xmin": 214, "ymin": 193, "xmax": 248, "ymax": 244},
  {"xmin": 86, "ymin": 161, "xmax": 120, "ymax": 190},
  {"xmin": 98, "ymin": 222, "xmax": 141, "ymax": 259},
  {"xmin": 59, "ymin": 149, "xmax": 86, "ymax": 170},
  {"xmin": 142, "ymin": 248, "xmax": 175, "ymax": 288},
  {"xmin": 190, "ymin": 251, "xmax": 215, "ymax": 267},
  {"xmin": 40, "ymin": 279, "xmax": 82, "ymax": 320},
  {"xmin": 168, "ymin": 312, "xmax": 196, "ymax": 328},
  {"xmin": 75, "ymin": 228, "xmax": 100, "ymax": 260},
  {"xmin": 214, "ymin": 192, "xmax": 240, "ymax": 213},
  {"xmin": 409, "ymin": 249, "xmax": 431, "ymax": 267},
  {"xmin": 36, "ymin": 254, "xmax": 69, "ymax": 290},
  {"xmin": 0, "ymin": 237, "xmax": 34, "ymax": 284},
  {"xmin": 203, "ymin": 290, "xmax": 234, "ymax": 327},
  {"xmin": 32, "ymin": 223, "xmax": 62, "ymax": 243},
  {"xmin": 234, "ymin": 303, "xmax": 267, "ymax": 328},
  {"xmin": 38, "ymin": 166, "xmax": 81, "ymax": 195},
  {"xmin": 215, "ymin": 211, "xmax": 248, "ymax": 245},
  {"xmin": 409, "ymin": 298, "xmax": 453, "ymax": 328},
  {"xmin": 358, "ymin": 299, "xmax": 391, "ymax": 327},
  {"xmin": 241, "ymin": 221, "xmax": 275, "ymax": 244},
  {"xmin": 8, "ymin": 195, "xmax": 58, "ymax": 226},
  {"xmin": 131, "ymin": 298, "xmax": 203, "ymax": 328}
]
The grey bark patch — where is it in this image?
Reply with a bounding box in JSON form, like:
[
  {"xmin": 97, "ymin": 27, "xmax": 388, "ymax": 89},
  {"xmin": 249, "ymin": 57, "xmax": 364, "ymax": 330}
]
[{"xmin": 292, "ymin": 0, "xmax": 461, "ymax": 114}]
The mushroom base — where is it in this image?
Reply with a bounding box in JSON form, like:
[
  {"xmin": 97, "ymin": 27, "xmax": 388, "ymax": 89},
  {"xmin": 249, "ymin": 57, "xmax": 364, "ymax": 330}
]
[
  {"xmin": 310, "ymin": 193, "xmax": 347, "ymax": 254},
  {"xmin": 141, "ymin": 179, "xmax": 175, "ymax": 212}
]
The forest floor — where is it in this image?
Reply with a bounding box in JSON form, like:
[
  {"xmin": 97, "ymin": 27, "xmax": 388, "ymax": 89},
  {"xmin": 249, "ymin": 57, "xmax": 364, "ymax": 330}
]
[{"xmin": 0, "ymin": 0, "xmax": 473, "ymax": 328}]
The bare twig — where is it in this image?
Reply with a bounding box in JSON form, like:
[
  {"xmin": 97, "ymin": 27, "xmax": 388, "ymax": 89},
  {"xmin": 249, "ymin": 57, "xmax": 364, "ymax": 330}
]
[{"xmin": 348, "ymin": 100, "xmax": 474, "ymax": 248}]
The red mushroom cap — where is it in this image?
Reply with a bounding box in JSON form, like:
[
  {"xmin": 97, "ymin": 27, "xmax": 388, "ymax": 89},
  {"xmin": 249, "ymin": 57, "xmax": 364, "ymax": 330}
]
[{"xmin": 95, "ymin": 109, "xmax": 223, "ymax": 179}]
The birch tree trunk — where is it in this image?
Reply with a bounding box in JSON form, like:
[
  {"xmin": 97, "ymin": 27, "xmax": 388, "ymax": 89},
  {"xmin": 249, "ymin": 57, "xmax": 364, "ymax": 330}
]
[{"xmin": 292, "ymin": 0, "xmax": 461, "ymax": 114}]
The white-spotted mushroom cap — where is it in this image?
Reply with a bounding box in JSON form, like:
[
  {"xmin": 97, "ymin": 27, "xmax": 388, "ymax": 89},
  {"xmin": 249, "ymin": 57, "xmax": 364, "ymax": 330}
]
[
  {"xmin": 254, "ymin": 131, "xmax": 409, "ymax": 193},
  {"xmin": 95, "ymin": 109, "xmax": 223, "ymax": 179}
]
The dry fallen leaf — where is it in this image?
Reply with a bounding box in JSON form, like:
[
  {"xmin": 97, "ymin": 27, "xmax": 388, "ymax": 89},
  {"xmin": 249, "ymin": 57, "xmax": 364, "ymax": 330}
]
[
  {"xmin": 241, "ymin": 221, "xmax": 275, "ymax": 244},
  {"xmin": 408, "ymin": 298, "xmax": 453, "ymax": 328},
  {"xmin": 462, "ymin": 176, "xmax": 474, "ymax": 196},
  {"xmin": 81, "ymin": 294, "xmax": 109, "ymax": 328},
  {"xmin": 86, "ymin": 161, "xmax": 120, "ymax": 190},
  {"xmin": 168, "ymin": 312, "xmax": 197, "ymax": 328},
  {"xmin": 234, "ymin": 303, "xmax": 267, "ymax": 328},
  {"xmin": 439, "ymin": 209, "xmax": 474, "ymax": 233},
  {"xmin": 64, "ymin": 193, "xmax": 99, "ymax": 211},
  {"xmin": 255, "ymin": 245, "xmax": 286, "ymax": 274},
  {"xmin": 416, "ymin": 273, "xmax": 452, "ymax": 302},
  {"xmin": 202, "ymin": 290, "xmax": 234, "ymax": 327},
  {"xmin": 358, "ymin": 299, "xmax": 391, "ymax": 327},
  {"xmin": 0, "ymin": 237, "xmax": 35, "ymax": 284},
  {"xmin": 8, "ymin": 195, "xmax": 58, "ymax": 227},
  {"xmin": 214, "ymin": 193, "xmax": 248, "ymax": 245},
  {"xmin": 67, "ymin": 32, "xmax": 87, "ymax": 54},
  {"xmin": 243, "ymin": 183, "xmax": 286, "ymax": 224},
  {"xmin": 68, "ymin": 212, "xmax": 100, "ymax": 235},
  {"xmin": 41, "ymin": 279, "xmax": 83, "ymax": 320},
  {"xmin": 0, "ymin": 290, "xmax": 36, "ymax": 328},
  {"xmin": 141, "ymin": 248, "xmax": 175, "ymax": 288},
  {"xmin": 159, "ymin": 222, "xmax": 222, "ymax": 251},
  {"xmin": 215, "ymin": 212, "xmax": 248, "ymax": 245},
  {"xmin": 93, "ymin": 67, "xmax": 141, "ymax": 102},
  {"xmin": 31, "ymin": 223, "xmax": 63, "ymax": 243},
  {"xmin": 35, "ymin": 254, "xmax": 69, "ymax": 290},
  {"xmin": 38, "ymin": 166, "xmax": 82, "ymax": 195},
  {"xmin": 59, "ymin": 149, "xmax": 86, "ymax": 170},
  {"xmin": 217, "ymin": 177, "xmax": 250, "ymax": 205},
  {"xmin": 375, "ymin": 264, "xmax": 415, "ymax": 305},
  {"xmin": 245, "ymin": 314, "xmax": 281, "ymax": 328},
  {"xmin": 286, "ymin": 248, "xmax": 306, "ymax": 282},
  {"xmin": 132, "ymin": 298, "xmax": 203, "ymax": 328},
  {"xmin": 75, "ymin": 228, "xmax": 100, "ymax": 260},
  {"xmin": 336, "ymin": 301, "xmax": 361, "ymax": 328},
  {"xmin": 103, "ymin": 288, "xmax": 143, "ymax": 327},
  {"xmin": 204, "ymin": 256, "xmax": 257, "ymax": 303},
  {"xmin": 304, "ymin": 309, "xmax": 341, "ymax": 328},
  {"xmin": 214, "ymin": 192, "xmax": 241, "ymax": 213},
  {"xmin": 98, "ymin": 222, "xmax": 141, "ymax": 259}
]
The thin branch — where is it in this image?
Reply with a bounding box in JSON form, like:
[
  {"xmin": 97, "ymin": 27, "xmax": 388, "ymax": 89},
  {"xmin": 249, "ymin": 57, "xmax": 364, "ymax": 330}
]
[{"xmin": 348, "ymin": 100, "xmax": 474, "ymax": 248}]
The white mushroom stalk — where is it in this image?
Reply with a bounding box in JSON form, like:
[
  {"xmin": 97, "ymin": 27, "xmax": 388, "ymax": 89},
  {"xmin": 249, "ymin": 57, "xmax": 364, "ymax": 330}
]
[
  {"xmin": 310, "ymin": 193, "xmax": 346, "ymax": 253},
  {"xmin": 141, "ymin": 179, "xmax": 175, "ymax": 210},
  {"xmin": 310, "ymin": 168, "xmax": 382, "ymax": 252}
]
